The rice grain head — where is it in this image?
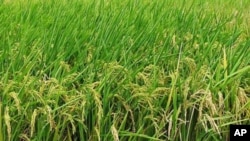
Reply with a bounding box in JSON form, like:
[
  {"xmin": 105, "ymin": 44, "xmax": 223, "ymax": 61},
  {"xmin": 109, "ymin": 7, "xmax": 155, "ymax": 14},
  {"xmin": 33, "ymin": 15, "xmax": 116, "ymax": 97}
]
[
  {"xmin": 94, "ymin": 126, "xmax": 101, "ymax": 141},
  {"xmin": 238, "ymin": 87, "xmax": 248, "ymax": 106},
  {"xmin": 30, "ymin": 109, "xmax": 38, "ymax": 137},
  {"xmin": 205, "ymin": 91, "xmax": 218, "ymax": 116},
  {"xmin": 218, "ymin": 91, "xmax": 224, "ymax": 115},
  {"xmin": 111, "ymin": 124, "xmax": 119, "ymax": 141},
  {"xmin": 205, "ymin": 114, "xmax": 221, "ymax": 137},
  {"xmin": 4, "ymin": 106, "xmax": 11, "ymax": 141},
  {"xmin": 46, "ymin": 105, "xmax": 55, "ymax": 131},
  {"xmin": 19, "ymin": 134, "xmax": 31, "ymax": 141},
  {"xmin": 9, "ymin": 92, "xmax": 21, "ymax": 115}
]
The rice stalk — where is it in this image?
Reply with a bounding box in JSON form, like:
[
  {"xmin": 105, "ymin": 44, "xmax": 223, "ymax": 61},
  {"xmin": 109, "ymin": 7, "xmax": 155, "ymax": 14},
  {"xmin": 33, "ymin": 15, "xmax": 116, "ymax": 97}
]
[{"xmin": 0, "ymin": 100, "xmax": 3, "ymax": 141}]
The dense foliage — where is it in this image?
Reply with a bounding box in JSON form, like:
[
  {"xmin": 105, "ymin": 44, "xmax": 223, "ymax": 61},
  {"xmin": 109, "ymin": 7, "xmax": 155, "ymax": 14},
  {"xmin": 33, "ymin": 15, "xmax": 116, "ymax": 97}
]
[{"xmin": 0, "ymin": 0, "xmax": 249, "ymax": 140}]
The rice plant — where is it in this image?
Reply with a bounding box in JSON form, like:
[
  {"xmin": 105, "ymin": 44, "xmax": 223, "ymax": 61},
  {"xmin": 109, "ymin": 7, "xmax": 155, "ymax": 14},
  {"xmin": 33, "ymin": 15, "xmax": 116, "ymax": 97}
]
[{"xmin": 0, "ymin": 0, "xmax": 249, "ymax": 140}]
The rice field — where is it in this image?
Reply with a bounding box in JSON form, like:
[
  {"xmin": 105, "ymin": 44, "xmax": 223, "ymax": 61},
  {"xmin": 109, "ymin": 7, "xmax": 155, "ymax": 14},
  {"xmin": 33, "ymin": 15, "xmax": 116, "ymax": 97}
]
[{"xmin": 0, "ymin": 0, "xmax": 250, "ymax": 140}]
